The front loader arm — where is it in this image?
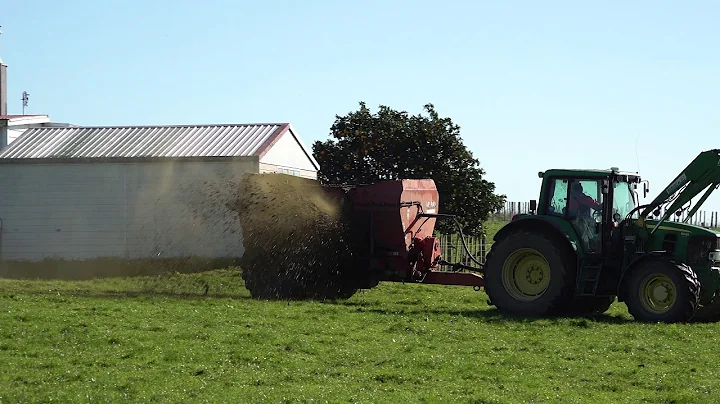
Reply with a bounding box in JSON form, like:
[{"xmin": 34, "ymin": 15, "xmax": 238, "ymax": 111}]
[
  {"xmin": 683, "ymin": 182, "xmax": 720, "ymax": 223},
  {"xmin": 639, "ymin": 149, "xmax": 720, "ymax": 234}
]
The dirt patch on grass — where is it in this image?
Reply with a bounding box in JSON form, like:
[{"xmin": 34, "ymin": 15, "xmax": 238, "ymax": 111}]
[{"xmin": 228, "ymin": 173, "xmax": 371, "ymax": 300}]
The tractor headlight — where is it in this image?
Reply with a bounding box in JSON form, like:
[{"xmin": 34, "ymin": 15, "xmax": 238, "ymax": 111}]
[{"xmin": 709, "ymin": 251, "xmax": 720, "ymax": 263}]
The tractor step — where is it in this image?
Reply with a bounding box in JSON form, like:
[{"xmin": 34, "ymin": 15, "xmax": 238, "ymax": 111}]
[{"xmin": 577, "ymin": 256, "xmax": 604, "ymax": 295}]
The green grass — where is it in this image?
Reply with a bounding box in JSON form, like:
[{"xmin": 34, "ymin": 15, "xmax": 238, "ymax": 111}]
[
  {"xmin": 483, "ymin": 220, "xmax": 508, "ymax": 241},
  {"xmin": 1, "ymin": 269, "xmax": 719, "ymax": 403}
]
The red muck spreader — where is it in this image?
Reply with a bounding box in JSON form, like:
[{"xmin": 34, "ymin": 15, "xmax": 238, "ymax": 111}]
[{"xmin": 345, "ymin": 179, "xmax": 485, "ymax": 289}]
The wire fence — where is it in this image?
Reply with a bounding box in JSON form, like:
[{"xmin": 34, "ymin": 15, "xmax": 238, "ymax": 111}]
[
  {"xmin": 492, "ymin": 201, "xmax": 720, "ymax": 228},
  {"xmin": 437, "ymin": 234, "xmax": 488, "ymax": 265},
  {"xmin": 668, "ymin": 210, "xmax": 719, "ymax": 228}
]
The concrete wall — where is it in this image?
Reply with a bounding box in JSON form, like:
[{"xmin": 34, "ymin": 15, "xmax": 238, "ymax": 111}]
[{"xmin": 0, "ymin": 159, "xmax": 257, "ymax": 262}]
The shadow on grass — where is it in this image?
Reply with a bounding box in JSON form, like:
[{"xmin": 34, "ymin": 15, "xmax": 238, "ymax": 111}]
[
  {"xmin": 333, "ymin": 300, "xmax": 634, "ymax": 325},
  {"xmin": 448, "ymin": 307, "xmax": 634, "ymax": 325}
]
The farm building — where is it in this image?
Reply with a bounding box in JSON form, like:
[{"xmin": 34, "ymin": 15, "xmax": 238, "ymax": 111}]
[
  {"xmin": 0, "ymin": 114, "xmax": 75, "ymax": 147},
  {"xmin": 0, "ymin": 123, "xmax": 319, "ymax": 267}
]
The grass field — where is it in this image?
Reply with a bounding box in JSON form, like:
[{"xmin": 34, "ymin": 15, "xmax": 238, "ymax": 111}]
[
  {"xmin": 483, "ymin": 220, "xmax": 507, "ymax": 241},
  {"xmin": 2, "ymin": 268, "xmax": 719, "ymax": 403}
]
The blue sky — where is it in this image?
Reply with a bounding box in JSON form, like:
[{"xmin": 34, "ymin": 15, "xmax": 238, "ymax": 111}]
[{"xmin": 3, "ymin": 1, "xmax": 720, "ymax": 216}]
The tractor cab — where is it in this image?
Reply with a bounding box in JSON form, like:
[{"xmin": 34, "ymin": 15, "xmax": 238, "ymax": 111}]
[{"xmin": 533, "ymin": 167, "xmax": 643, "ymax": 258}]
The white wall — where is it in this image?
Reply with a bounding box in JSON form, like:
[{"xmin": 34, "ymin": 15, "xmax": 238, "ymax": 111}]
[
  {"xmin": 259, "ymin": 163, "xmax": 318, "ymax": 179},
  {"xmin": 0, "ymin": 159, "xmax": 257, "ymax": 261},
  {"xmin": 7, "ymin": 128, "xmax": 25, "ymax": 145},
  {"xmin": 259, "ymin": 129, "xmax": 318, "ymax": 172}
]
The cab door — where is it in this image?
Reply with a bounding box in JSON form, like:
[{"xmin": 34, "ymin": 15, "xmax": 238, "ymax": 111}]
[
  {"xmin": 567, "ymin": 179, "xmax": 604, "ymax": 254},
  {"xmin": 545, "ymin": 177, "xmax": 605, "ymax": 254}
]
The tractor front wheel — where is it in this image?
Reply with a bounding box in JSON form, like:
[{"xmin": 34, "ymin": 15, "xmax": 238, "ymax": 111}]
[
  {"xmin": 484, "ymin": 230, "xmax": 576, "ymax": 316},
  {"xmin": 624, "ymin": 258, "xmax": 700, "ymax": 323}
]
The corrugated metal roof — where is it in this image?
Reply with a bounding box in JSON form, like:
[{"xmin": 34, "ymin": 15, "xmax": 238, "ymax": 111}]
[{"xmin": 0, "ymin": 123, "xmax": 290, "ymax": 160}]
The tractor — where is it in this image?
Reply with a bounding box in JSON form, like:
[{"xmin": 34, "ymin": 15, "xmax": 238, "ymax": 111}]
[
  {"xmin": 238, "ymin": 149, "xmax": 720, "ymax": 323},
  {"xmin": 483, "ymin": 149, "xmax": 720, "ymax": 322}
]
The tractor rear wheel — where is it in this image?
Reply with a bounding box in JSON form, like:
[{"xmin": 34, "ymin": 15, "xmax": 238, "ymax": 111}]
[
  {"xmin": 624, "ymin": 258, "xmax": 700, "ymax": 323},
  {"xmin": 484, "ymin": 230, "xmax": 576, "ymax": 316}
]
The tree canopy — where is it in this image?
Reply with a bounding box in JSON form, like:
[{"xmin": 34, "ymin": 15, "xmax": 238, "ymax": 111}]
[{"xmin": 311, "ymin": 102, "xmax": 506, "ymax": 236}]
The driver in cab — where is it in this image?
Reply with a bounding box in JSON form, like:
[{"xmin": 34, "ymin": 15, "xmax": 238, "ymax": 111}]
[
  {"xmin": 569, "ymin": 182, "xmax": 601, "ymax": 217},
  {"xmin": 569, "ymin": 181, "xmax": 602, "ymax": 252}
]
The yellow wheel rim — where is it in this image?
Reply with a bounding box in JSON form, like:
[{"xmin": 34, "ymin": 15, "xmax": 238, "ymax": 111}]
[
  {"xmin": 501, "ymin": 248, "xmax": 551, "ymax": 301},
  {"xmin": 639, "ymin": 274, "xmax": 676, "ymax": 314}
]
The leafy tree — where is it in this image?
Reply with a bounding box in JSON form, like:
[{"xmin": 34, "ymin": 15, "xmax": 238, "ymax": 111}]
[{"xmin": 312, "ymin": 102, "xmax": 506, "ymax": 236}]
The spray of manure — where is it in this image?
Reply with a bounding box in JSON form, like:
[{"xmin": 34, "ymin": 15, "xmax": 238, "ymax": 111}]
[{"xmin": 228, "ymin": 173, "xmax": 368, "ymax": 300}]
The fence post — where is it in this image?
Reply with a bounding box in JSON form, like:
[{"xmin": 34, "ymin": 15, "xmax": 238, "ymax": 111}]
[{"xmin": 481, "ymin": 235, "xmax": 486, "ymax": 263}]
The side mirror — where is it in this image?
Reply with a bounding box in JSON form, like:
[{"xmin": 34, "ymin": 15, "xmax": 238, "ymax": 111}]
[
  {"xmin": 529, "ymin": 199, "xmax": 537, "ymax": 213},
  {"xmin": 613, "ymin": 213, "xmax": 621, "ymax": 222},
  {"xmin": 643, "ymin": 182, "xmax": 649, "ymax": 198}
]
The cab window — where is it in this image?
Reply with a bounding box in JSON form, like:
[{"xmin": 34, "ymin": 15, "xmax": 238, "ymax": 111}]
[{"xmin": 547, "ymin": 179, "xmax": 568, "ymax": 216}]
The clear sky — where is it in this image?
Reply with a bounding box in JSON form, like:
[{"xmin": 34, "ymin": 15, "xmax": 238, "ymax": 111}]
[{"xmin": 3, "ymin": 1, "xmax": 720, "ymax": 217}]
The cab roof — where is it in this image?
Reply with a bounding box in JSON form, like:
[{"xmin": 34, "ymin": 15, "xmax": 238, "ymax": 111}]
[{"xmin": 540, "ymin": 168, "xmax": 642, "ymax": 180}]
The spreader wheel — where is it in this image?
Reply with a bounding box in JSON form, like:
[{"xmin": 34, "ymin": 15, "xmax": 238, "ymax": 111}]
[
  {"xmin": 241, "ymin": 264, "xmax": 360, "ymax": 301},
  {"xmin": 240, "ymin": 266, "xmax": 295, "ymax": 299},
  {"xmin": 624, "ymin": 258, "xmax": 700, "ymax": 323},
  {"xmin": 484, "ymin": 230, "xmax": 576, "ymax": 316}
]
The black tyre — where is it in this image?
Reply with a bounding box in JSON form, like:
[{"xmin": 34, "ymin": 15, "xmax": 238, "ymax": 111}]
[
  {"xmin": 564, "ymin": 295, "xmax": 616, "ymax": 317},
  {"xmin": 623, "ymin": 258, "xmax": 700, "ymax": 323},
  {"xmin": 484, "ymin": 230, "xmax": 577, "ymax": 316}
]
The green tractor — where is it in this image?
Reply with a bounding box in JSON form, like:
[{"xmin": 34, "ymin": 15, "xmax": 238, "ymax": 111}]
[{"xmin": 483, "ymin": 149, "xmax": 720, "ymax": 322}]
